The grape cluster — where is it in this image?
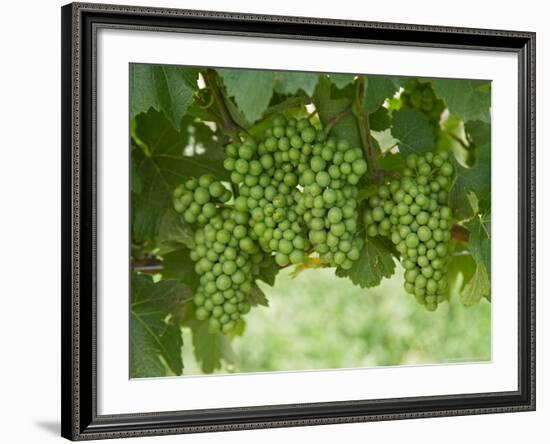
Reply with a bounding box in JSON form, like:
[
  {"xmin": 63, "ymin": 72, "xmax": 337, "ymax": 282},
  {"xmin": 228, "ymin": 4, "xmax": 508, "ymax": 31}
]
[
  {"xmin": 173, "ymin": 175, "xmax": 231, "ymax": 224},
  {"xmin": 189, "ymin": 207, "xmax": 263, "ymax": 334},
  {"xmin": 174, "ymin": 114, "xmax": 370, "ymax": 332},
  {"xmin": 400, "ymin": 79, "xmax": 445, "ymax": 126},
  {"xmin": 363, "ymin": 152, "xmax": 454, "ymax": 311},
  {"xmin": 296, "ymin": 138, "xmax": 366, "ymax": 270},
  {"xmin": 223, "ymin": 115, "xmax": 367, "ymax": 269},
  {"xmin": 223, "ymin": 117, "xmax": 313, "ymax": 267}
]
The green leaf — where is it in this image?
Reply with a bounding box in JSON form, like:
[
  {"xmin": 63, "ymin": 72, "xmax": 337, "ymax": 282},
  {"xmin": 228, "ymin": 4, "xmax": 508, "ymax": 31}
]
[
  {"xmin": 431, "ymin": 79, "xmax": 491, "ymax": 123},
  {"xmin": 447, "ymin": 251, "xmax": 477, "ymax": 293},
  {"xmin": 450, "ymin": 121, "xmax": 491, "ymax": 217},
  {"xmin": 376, "ymin": 153, "xmax": 405, "ymax": 172},
  {"xmin": 336, "ymin": 237, "xmax": 396, "ymax": 288},
  {"xmin": 248, "ymin": 282, "xmax": 269, "ymax": 307},
  {"xmin": 314, "ymin": 76, "xmax": 361, "ymax": 147},
  {"xmin": 157, "ymin": 209, "xmax": 195, "ymax": 254},
  {"xmin": 131, "ymin": 314, "xmax": 167, "ymax": 378},
  {"xmin": 330, "ymin": 74, "xmax": 355, "ymax": 89},
  {"xmin": 188, "ymin": 319, "xmax": 235, "ymax": 374},
  {"xmin": 275, "ymin": 71, "xmax": 319, "ymax": 96},
  {"xmin": 131, "ymin": 156, "xmax": 142, "ymax": 194},
  {"xmin": 256, "ymin": 255, "xmax": 279, "ymax": 286},
  {"xmin": 132, "ymin": 110, "xmax": 227, "ymax": 240},
  {"xmin": 465, "ymin": 119, "xmax": 491, "ymax": 146},
  {"xmin": 161, "ymin": 248, "xmax": 200, "ymax": 291},
  {"xmin": 467, "ymin": 213, "xmax": 491, "ymax": 280},
  {"xmin": 467, "ymin": 191, "xmax": 479, "ymax": 216},
  {"xmin": 391, "ymin": 107, "xmax": 435, "ymax": 156},
  {"xmin": 130, "ymin": 274, "xmax": 190, "ymax": 378},
  {"xmin": 369, "ymin": 106, "xmax": 392, "ymax": 131},
  {"xmin": 363, "ymin": 76, "xmax": 397, "ymax": 113},
  {"xmin": 218, "ymin": 69, "xmax": 276, "ymax": 122},
  {"xmin": 461, "ymin": 262, "xmax": 490, "ymax": 307},
  {"xmin": 131, "ymin": 64, "xmax": 198, "ymax": 130}
]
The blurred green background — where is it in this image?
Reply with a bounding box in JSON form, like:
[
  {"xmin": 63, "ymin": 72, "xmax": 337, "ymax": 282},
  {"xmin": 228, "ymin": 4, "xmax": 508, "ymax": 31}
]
[{"xmin": 181, "ymin": 264, "xmax": 491, "ymax": 375}]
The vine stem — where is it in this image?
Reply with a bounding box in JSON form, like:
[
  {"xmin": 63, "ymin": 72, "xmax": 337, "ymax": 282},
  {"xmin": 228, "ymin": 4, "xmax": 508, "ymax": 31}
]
[
  {"xmin": 353, "ymin": 78, "xmax": 382, "ymax": 184},
  {"xmin": 133, "ymin": 225, "xmax": 469, "ymax": 275},
  {"xmin": 202, "ymin": 69, "xmax": 243, "ymax": 133}
]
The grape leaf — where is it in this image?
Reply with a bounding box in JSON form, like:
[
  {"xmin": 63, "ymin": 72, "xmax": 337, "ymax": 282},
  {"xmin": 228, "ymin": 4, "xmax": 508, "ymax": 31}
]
[
  {"xmin": 156, "ymin": 209, "xmax": 195, "ymax": 255},
  {"xmin": 431, "ymin": 79, "xmax": 491, "ymax": 123},
  {"xmin": 467, "ymin": 213, "xmax": 491, "ymax": 281},
  {"xmin": 218, "ymin": 69, "xmax": 276, "ymax": 123},
  {"xmin": 275, "ymin": 71, "xmax": 319, "ymax": 96},
  {"xmin": 447, "ymin": 251, "xmax": 477, "ymax": 293},
  {"xmin": 132, "ymin": 110, "xmax": 227, "ymax": 240},
  {"xmin": 369, "ymin": 106, "xmax": 392, "ymax": 131},
  {"xmin": 314, "ymin": 76, "xmax": 361, "ymax": 147},
  {"xmin": 330, "ymin": 74, "xmax": 355, "ymax": 89},
  {"xmin": 131, "ymin": 64, "xmax": 198, "ymax": 130},
  {"xmin": 131, "ymin": 156, "xmax": 142, "ymax": 194},
  {"xmin": 363, "ymin": 76, "xmax": 397, "ymax": 113},
  {"xmin": 131, "ymin": 316, "xmax": 167, "ymax": 378},
  {"xmin": 460, "ymin": 262, "xmax": 490, "ymax": 306},
  {"xmin": 248, "ymin": 283, "xmax": 269, "ymax": 307},
  {"xmin": 161, "ymin": 248, "xmax": 200, "ymax": 291},
  {"xmin": 188, "ymin": 319, "xmax": 235, "ymax": 374},
  {"xmin": 466, "ymin": 119, "xmax": 491, "ymax": 146},
  {"xmin": 255, "ymin": 255, "xmax": 278, "ymax": 286},
  {"xmin": 467, "ymin": 191, "xmax": 479, "ymax": 216},
  {"xmin": 376, "ymin": 153, "xmax": 405, "ymax": 172},
  {"xmin": 391, "ymin": 107, "xmax": 435, "ymax": 156},
  {"xmin": 336, "ymin": 237, "xmax": 396, "ymax": 288},
  {"xmin": 450, "ymin": 121, "xmax": 491, "ymax": 218},
  {"xmin": 130, "ymin": 274, "xmax": 190, "ymax": 378}
]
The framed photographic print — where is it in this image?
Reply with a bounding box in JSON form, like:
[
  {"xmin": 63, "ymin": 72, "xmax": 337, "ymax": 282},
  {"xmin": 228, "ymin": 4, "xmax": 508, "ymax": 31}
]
[{"xmin": 61, "ymin": 2, "xmax": 536, "ymax": 440}]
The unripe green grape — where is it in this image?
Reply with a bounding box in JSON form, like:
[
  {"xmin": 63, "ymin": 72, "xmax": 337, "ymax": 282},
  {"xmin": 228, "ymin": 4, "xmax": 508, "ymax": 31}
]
[
  {"xmin": 399, "ymin": 214, "xmax": 414, "ymax": 225},
  {"xmin": 196, "ymin": 307, "xmax": 209, "ymax": 320},
  {"xmin": 417, "ymin": 226, "xmax": 432, "ymax": 242},
  {"xmin": 417, "ymin": 256, "xmax": 429, "ymax": 268},
  {"xmin": 440, "ymin": 162, "xmax": 453, "ymax": 177},
  {"xmin": 405, "ymin": 233, "xmax": 420, "ymax": 249},
  {"xmin": 316, "ymin": 171, "xmax": 331, "ymax": 188},
  {"xmin": 331, "ymin": 223, "xmax": 346, "ymax": 237},
  {"xmin": 415, "ymin": 275, "xmax": 427, "ymax": 289},
  {"xmin": 301, "ymin": 127, "xmax": 316, "ymax": 143},
  {"xmin": 311, "ymin": 156, "xmax": 326, "ymax": 173},
  {"xmin": 372, "ymin": 207, "xmax": 385, "ymax": 222}
]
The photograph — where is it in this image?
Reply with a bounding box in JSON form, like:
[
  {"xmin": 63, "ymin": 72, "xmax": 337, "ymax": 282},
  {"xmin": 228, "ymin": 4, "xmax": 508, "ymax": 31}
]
[{"xmin": 129, "ymin": 65, "xmax": 492, "ymax": 378}]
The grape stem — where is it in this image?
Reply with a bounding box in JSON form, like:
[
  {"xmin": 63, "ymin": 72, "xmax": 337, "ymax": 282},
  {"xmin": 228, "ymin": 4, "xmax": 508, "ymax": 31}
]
[
  {"xmin": 203, "ymin": 69, "xmax": 244, "ymax": 133},
  {"xmin": 353, "ymin": 78, "xmax": 382, "ymax": 184}
]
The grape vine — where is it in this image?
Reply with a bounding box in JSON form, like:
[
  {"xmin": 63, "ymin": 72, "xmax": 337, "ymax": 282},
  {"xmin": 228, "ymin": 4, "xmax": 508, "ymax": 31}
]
[{"xmin": 130, "ymin": 67, "xmax": 491, "ymax": 376}]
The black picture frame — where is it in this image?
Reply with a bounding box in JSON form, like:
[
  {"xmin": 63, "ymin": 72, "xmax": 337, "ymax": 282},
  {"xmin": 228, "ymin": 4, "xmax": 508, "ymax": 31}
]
[{"xmin": 61, "ymin": 2, "xmax": 536, "ymax": 440}]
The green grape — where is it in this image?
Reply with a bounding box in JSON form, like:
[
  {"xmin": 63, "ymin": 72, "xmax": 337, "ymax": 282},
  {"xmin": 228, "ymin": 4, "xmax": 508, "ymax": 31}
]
[
  {"xmin": 172, "ymin": 175, "xmax": 230, "ymax": 226},
  {"xmin": 188, "ymin": 210, "xmax": 267, "ymax": 334},
  {"xmin": 365, "ymin": 152, "xmax": 455, "ymax": 310},
  {"xmin": 231, "ymin": 116, "xmax": 366, "ymax": 270}
]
